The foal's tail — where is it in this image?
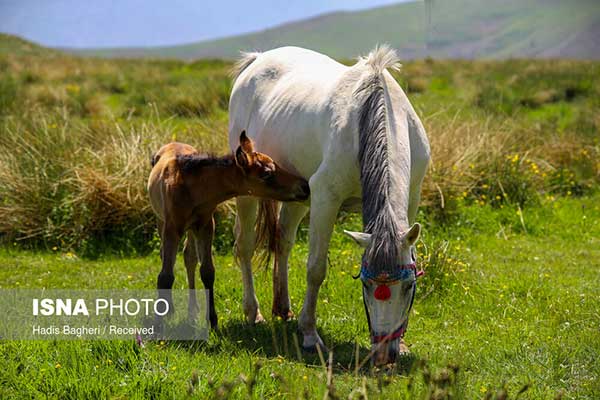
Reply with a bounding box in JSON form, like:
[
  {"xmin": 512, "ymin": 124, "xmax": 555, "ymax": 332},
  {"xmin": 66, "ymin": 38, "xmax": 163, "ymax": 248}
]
[{"xmin": 255, "ymin": 199, "xmax": 279, "ymax": 268}]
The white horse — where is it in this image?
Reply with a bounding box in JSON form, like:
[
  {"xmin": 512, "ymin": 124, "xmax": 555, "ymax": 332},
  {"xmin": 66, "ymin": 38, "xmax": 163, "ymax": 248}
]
[{"xmin": 228, "ymin": 45, "xmax": 430, "ymax": 364}]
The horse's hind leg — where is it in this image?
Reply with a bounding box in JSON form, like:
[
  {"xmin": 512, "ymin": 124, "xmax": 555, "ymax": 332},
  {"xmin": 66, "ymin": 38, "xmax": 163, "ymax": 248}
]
[
  {"xmin": 195, "ymin": 216, "xmax": 218, "ymax": 329},
  {"xmin": 235, "ymin": 196, "xmax": 264, "ymax": 323},
  {"xmin": 273, "ymin": 202, "xmax": 308, "ymax": 320},
  {"xmin": 407, "ymin": 152, "xmax": 429, "ymax": 261},
  {"xmin": 183, "ymin": 231, "xmax": 200, "ymax": 321},
  {"xmin": 408, "ymin": 116, "xmax": 431, "ymax": 259}
]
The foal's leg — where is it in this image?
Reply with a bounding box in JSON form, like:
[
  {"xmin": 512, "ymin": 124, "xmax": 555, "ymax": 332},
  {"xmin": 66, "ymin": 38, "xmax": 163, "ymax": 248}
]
[
  {"xmin": 195, "ymin": 216, "xmax": 218, "ymax": 329},
  {"xmin": 157, "ymin": 219, "xmax": 165, "ymax": 259},
  {"xmin": 158, "ymin": 223, "xmax": 181, "ymax": 315},
  {"xmin": 183, "ymin": 231, "xmax": 200, "ymax": 321},
  {"xmin": 234, "ymin": 196, "xmax": 264, "ymax": 323},
  {"xmin": 272, "ymin": 202, "xmax": 308, "ymax": 320},
  {"xmin": 298, "ymin": 176, "xmax": 343, "ymax": 351}
]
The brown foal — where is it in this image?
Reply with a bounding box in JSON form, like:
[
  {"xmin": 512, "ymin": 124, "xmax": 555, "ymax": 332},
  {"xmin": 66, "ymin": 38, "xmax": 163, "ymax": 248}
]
[{"xmin": 147, "ymin": 131, "xmax": 310, "ymax": 328}]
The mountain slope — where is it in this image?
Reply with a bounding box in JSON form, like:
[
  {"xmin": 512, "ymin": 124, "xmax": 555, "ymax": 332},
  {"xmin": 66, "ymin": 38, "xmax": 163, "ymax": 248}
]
[
  {"xmin": 0, "ymin": 33, "xmax": 59, "ymax": 56},
  {"xmin": 71, "ymin": 0, "xmax": 600, "ymax": 60}
]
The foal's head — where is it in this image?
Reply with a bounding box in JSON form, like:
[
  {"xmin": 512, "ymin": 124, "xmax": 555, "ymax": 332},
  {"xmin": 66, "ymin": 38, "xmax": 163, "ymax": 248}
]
[{"xmin": 234, "ymin": 131, "xmax": 310, "ymax": 201}]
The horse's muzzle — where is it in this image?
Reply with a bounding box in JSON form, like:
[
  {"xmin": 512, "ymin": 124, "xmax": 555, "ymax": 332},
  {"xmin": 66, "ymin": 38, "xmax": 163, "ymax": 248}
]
[{"xmin": 372, "ymin": 337, "xmax": 400, "ymax": 366}]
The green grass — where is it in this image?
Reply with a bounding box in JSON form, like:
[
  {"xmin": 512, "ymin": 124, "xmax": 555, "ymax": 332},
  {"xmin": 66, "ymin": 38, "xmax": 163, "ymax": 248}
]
[
  {"xmin": 0, "ymin": 34, "xmax": 599, "ymax": 398},
  {"xmin": 1, "ymin": 195, "xmax": 598, "ymax": 398}
]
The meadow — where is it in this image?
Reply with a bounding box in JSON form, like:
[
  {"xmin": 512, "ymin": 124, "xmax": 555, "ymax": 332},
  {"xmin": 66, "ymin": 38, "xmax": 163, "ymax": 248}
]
[{"xmin": 0, "ymin": 34, "xmax": 599, "ymax": 398}]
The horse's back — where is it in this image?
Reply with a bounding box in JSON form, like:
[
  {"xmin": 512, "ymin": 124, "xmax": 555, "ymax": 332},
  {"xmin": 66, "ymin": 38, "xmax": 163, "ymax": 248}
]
[
  {"xmin": 234, "ymin": 47, "xmax": 346, "ymax": 87},
  {"xmin": 229, "ymin": 47, "xmax": 352, "ymax": 178}
]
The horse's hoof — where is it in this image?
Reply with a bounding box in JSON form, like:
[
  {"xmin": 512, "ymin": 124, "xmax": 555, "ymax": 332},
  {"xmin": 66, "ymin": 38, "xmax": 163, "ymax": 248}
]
[
  {"xmin": 272, "ymin": 308, "xmax": 295, "ymax": 321},
  {"xmin": 302, "ymin": 342, "xmax": 329, "ymax": 354},
  {"xmin": 398, "ymin": 339, "xmax": 410, "ymax": 355},
  {"xmin": 254, "ymin": 313, "xmax": 266, "ymax": 324}
]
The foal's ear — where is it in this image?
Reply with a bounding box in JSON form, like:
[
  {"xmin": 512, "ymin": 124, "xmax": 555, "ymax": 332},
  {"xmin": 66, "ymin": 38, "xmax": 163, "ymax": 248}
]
[
  {"xmin": 239, "ymin": 131, "xmax": 254, "ymax": 153},
  {"xmin": 235, "ymin": 131, "xmax": 255, "ymax": 169},
  {"xmin": 235, "ymin": 145, "xmax": 250, "ymax": 168}
]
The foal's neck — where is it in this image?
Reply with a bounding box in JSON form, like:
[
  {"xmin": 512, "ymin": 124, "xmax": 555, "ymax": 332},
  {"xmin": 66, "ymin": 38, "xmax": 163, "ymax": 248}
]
[
  {"xmin": 180, "ymin": 154, "xmax": 247, "ymax": 207},
  {"xmin": 204, "ymin": 155, "xmax": 249, "ymax": 198},
  {"xmin": 218, "ymin": 158, "xmax": 249, "ymax": 197}
]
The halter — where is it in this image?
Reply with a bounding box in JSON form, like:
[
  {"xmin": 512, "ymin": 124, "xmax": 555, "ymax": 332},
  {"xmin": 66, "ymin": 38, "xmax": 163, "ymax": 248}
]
[
  {"xmin": 357, "ymin": 261, "xmax": 424, "ymax": 344},
  {"xmin": 371, "ymin": 325, "xmax": 406, "ymax": 343},
  {"xmin": 358, "ymin": 262, "xmax": 424, "ymax": 282}
]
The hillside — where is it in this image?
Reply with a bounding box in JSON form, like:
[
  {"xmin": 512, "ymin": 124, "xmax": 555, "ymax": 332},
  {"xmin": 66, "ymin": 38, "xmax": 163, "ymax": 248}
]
[
  {"xmin": 0, "ymin": 33, "xmax": 59, "ymax": 56},
  {"xmin": 70, "ymin": 0, "xmax": 600, "ymax": 60}
]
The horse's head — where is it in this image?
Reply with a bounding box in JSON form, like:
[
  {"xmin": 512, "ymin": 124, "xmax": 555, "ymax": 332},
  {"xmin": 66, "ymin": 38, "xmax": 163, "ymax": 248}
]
[
  {"xmin": 344, "ymin": 223, "xmax": 421, "ymax": 366},
  {"xmin": 235, "ymin": 131, "xmax": 310, "ymax": 201}
]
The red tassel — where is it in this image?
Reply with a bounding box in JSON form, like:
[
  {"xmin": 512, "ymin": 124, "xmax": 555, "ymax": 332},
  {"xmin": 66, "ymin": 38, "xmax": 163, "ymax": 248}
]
[{"xmin": 374, "ymin": 284, "xmax": 391, "ymax": 301}]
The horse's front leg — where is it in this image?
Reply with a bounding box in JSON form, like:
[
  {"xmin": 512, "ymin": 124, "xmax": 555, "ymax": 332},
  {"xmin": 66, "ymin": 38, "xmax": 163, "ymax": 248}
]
[
  {"xmin": 272, "ymin": 202, "xmax": 308, "ymax": 320},
  {"xmin": 298, "ymin": 176, "xmax": 343, "ymax": 352}
]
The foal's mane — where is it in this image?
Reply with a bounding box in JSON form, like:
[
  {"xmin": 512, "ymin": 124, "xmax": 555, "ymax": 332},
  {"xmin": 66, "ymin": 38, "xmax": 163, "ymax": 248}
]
[
  {"xmin": 176, "ymin": 153, "xmax": 235, "ymax": 175},
  {"xmin": 354, "ymin": 45, "xmax": 405, "ymax": 270}
]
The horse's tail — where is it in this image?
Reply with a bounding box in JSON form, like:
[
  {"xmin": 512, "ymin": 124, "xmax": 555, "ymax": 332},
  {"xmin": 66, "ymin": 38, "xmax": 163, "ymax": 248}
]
[
  {"xmin": 254, "ymin": 199, "xmax": 279, "ymax": 268},
  {"xmin": 230, "ymin": 51, "xmax": 261, "ymax": 80},
  {"xmin": 360, "ymin": 44, "xmax": 401, "ymax": 75}
]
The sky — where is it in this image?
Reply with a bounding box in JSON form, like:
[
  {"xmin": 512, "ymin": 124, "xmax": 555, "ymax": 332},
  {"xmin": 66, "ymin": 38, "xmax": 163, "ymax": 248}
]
[{"xmin": 0, "ymin": 0, "xmax": 411, "ymax": 48}]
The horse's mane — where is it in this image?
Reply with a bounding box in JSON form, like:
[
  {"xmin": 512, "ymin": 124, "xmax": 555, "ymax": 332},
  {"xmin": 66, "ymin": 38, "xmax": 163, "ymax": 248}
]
[{"xmin": 354, "ymin": 45, "xmax": 406, "ymax": 271}]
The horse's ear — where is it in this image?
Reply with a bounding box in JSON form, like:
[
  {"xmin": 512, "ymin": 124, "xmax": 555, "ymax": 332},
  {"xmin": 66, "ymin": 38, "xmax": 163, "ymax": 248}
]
[
  {"xmin": 239, "ymin": 131, "xmax": 254, "ymax": 153},
  {"xmin": 343, "ymin": 230, "xmax": 372, "ymax": 248},
  {"xmin": 403, "ymin": 223, "xmax": 421, "ymax": 246}
]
